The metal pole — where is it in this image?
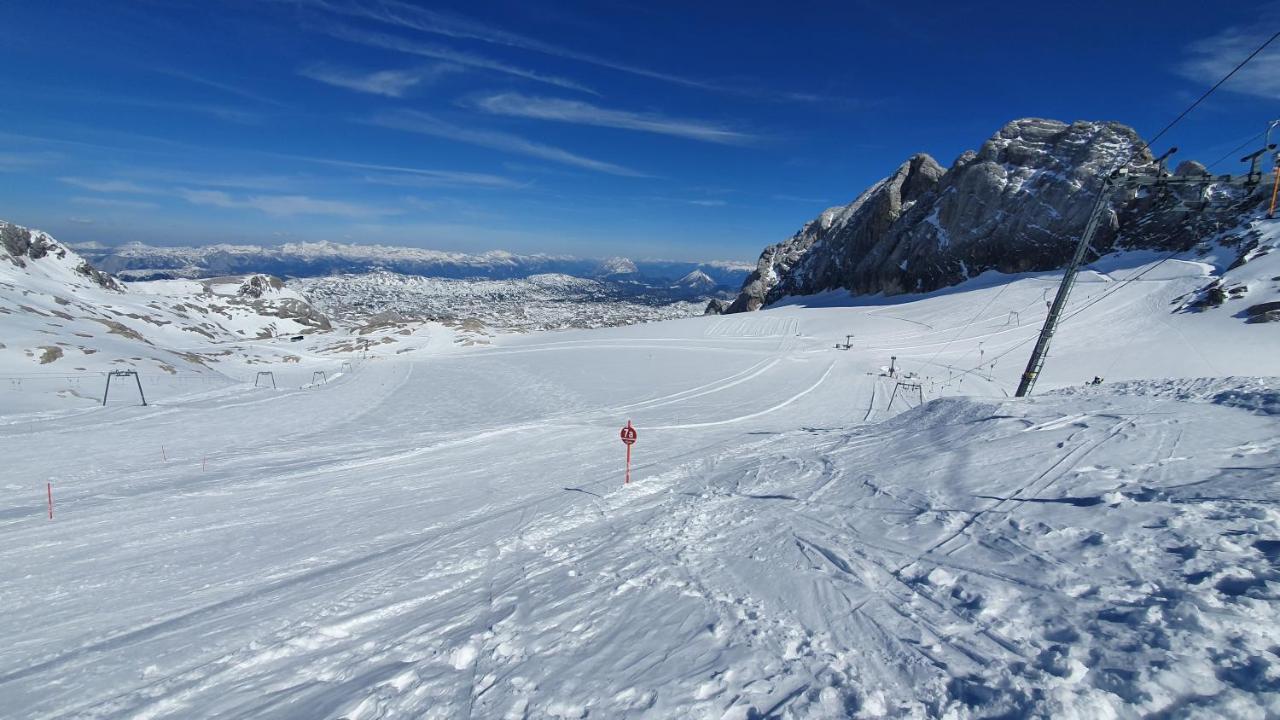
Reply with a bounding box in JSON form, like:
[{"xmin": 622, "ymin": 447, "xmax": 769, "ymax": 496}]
[
  {"xmin": 134, "ymin": 372, "xmax": 147, "ymax": 406},
  {"xmin": 1016, "ymin": 179, "xmax": 1115, "ymax": 397},
  {"xmin": 102, "ymin": 373, "xmax": 112, "ymax": 406},
  {"xmin": 1269, "ymin": 165, "xmax": 1279, "ymax": 219}
]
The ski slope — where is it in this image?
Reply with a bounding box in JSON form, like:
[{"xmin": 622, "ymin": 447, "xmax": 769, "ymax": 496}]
[{"xmin": 2, "ymin": 241, "xmax": 1280, "ymax": 718}]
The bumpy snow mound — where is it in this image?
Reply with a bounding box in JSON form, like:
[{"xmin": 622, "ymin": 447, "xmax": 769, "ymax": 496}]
[
  {"xmin": 1210, "ymin": 388, "xmax": 1280, "ymax": 415},
  {"xmin": 728, "ymin": 118, "xmax": 1267, "ymax": 311}
]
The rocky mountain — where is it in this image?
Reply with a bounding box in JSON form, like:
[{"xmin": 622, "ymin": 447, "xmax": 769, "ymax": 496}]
[
  {"xmin": 3, "ymin": 221, "xmax": 122, "ymax": 292},
  {"xmin": 73, "ymin": 240, "xmax": 752, "ymax": 287},
  {"xmin": 725, "ymin": 118, "xmax": 1266, "ymax": 312}
]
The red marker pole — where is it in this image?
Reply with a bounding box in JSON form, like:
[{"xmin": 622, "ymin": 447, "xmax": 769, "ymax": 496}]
[
  {"xmin": 620, "ymin": 420, "xmax": 638, "ymax": 485},
  {"xmin": 47, "ymin": 483, "xmax": 53, "ymax": 520}
]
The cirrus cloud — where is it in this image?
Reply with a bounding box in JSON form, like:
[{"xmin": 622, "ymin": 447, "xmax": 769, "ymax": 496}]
[{"xmin": 469, "ymin": 93, "xmax": 757, "ymax": 145}]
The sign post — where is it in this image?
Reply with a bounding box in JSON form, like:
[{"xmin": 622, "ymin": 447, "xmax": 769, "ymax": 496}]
[{"xmin": 619, "ymin": 420, "xmax": 638, "ymax": 484}]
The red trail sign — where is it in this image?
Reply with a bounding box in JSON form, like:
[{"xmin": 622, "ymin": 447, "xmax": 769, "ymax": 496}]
[{"xmin": 620, "ymin": 420, "xmax": 637, "ymax": 484}]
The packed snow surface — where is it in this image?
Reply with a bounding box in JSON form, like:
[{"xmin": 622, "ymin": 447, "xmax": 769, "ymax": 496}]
[{"xmin": 3, "ymin": 225, "xmax": 1280, "ymax": 717}]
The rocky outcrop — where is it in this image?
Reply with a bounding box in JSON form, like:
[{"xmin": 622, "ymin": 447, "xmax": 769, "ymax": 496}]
[
  {"xmin": 236, "ymin": 274, "xmax": 287, "ymax": 298},
  {"xmin": 1, "ymin": 220, "xmax": 123, "ymax": 291},
  {"xmin": 728, "ymin": 153, "xmax": 944, "ymax": 312},
  {"xmin": 727, "ymin": 118, "xmax": 1261, "ymax": 312}
]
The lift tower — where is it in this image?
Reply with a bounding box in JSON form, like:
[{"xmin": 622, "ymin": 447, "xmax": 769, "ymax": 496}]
[{"xmin": 1015, "ymin": 143, "xmax": 1273, "ymax": 397}]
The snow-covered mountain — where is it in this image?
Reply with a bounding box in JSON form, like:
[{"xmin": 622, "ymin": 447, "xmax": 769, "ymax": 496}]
[
  {"xmin": 675, "ymin": 268, "xmax": 717, "ymax": 291},
  {"xmin": 74, "ymin": 239, "xmax": 752, "ymax": 287},
  {"xmin": 595, "ymin": 255, "xmax": 639, "ymax": 277},
  {"xmin": 725, "ymin": 118, "xmax": 1266, "ymax": 312}
]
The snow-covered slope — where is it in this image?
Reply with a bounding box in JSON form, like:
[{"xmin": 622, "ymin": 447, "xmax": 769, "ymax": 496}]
[
  {"xmin": 0, "ymin": 221, "xmax": 358, "ymax": 413},
  {"xmin": 2, "ymin": 220, "xmax": 1280, "ymax": 717}
]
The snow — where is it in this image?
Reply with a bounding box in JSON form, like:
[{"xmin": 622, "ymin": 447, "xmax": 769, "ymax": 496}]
[
  {"xmin": 294, "ymin": 271, "xmax": 714, "ymax": 332},
  {"xmin": 3, "ymin": 220, "xmax": 1280, "ymax": 717}
]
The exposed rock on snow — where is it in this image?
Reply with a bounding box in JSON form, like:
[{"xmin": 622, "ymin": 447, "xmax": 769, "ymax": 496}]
[
  {"xmin": 2, "ymin": 220, "xmax": 122, "ymax": 291},
  {"xmin": 235, "ymin": 274, "xmax": 286, "ymax": 298},
  {"xmin": 596, "ymin": 256, "xmax": 638, "ymax": 277},
  {"xmin": 728, "ymin": 118, "xmax": 1267, "ymax": 311}
]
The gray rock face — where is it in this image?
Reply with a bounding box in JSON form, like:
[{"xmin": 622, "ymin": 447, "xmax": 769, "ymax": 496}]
[
  {"xmin": 704, "ymin": 298, "xmax": 730, "ymax": 315},
  {"xmin": 727, "ymin": 118, "xmax": 1257, "ymax": 312},
  {"xmin": 236, "ymin": 274, "xmax": 287, "ymax": 298},
  {"xmin": 1, "ymin": 220, "xmax": 123, "ymax": 291}
]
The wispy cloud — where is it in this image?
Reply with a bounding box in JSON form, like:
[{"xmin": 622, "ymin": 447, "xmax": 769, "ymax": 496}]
[
  {"xmin": 121, "ymin": 169, "xmax": 304, "ymax": 192},
  {"xmin": 277, "ymin": 153, "xmax": 525, "ymax": 188},
  {"xmin": 46, "ymin": 91, "xmax": 264, "ymax": 124},
  {"xmin": 0, "ymin": 151, "xmax": 63, "ymax": 171},
  {"xmin": 646, "ymin": 196, "xmax": 728, "ymax": 207},
  {"xmin": 321, "ymin": 23, "xmax": 597, "ymax": 95},
  {"xmin": 64, "ymin": 174, "xmax": 392, "ymax": 219},
  {"xmin": 295, "ymin": 0, "xmax": 859, "ymax": 103},
  {"xmin": 1179, "ymin": 25, "xmax": 1280, "ymax": 100},
  {"xmin": 368, "ymin": 110, "xmax": 649, "ymax": 177},
  {"xmin": 773, "ymin": 193, "xmax": 832, "ymax": 203},
  {"xmin": 155, "ymin": 68, "xmax": 289, "ymax": 108},
  {"xmin": 71, "ymin": 196, "xmax": 159, "ymax": 210},
  {"xmin": 60, "ymin": 177, "xmax": 158, "ymax": 194},
  {"xmin": 178, "ymin": 189, "xmax": 396, "ymax": 218},
  {"xmin": 298, "ymin": 0, "xmax": 719, "ymax": 93},
  {"xmin": 469, "ymin": 93, "xmax": 757, "ymax": 145},
  {"xmin": 299, "ymin": 62, "xmax": 459, "ymax": 97}
]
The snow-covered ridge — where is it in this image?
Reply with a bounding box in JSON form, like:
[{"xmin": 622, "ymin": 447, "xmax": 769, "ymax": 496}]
[{"xmin": 0, "ymin": 220, "xmax": 345, "ymax": 412}]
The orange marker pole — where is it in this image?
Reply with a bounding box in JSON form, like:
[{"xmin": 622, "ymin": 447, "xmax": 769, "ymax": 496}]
[
  {"xmin": 625, "ymin": 443, "xmax": 631, "ymax": 485},
  {"xmin": 47, "ymin": 483, "xmax": 53, "ymax": 520},
  {"xmin": 1269, "ymin": 168, "xmax": 1279, "ymax": 219}
]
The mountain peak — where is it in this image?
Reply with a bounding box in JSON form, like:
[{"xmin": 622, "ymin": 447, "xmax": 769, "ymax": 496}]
[{"xmin": 726, "ymin": 118, "xmax": 1258, "ymax": 312}]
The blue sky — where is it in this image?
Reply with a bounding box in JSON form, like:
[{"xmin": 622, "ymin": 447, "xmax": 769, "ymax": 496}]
[{"xmin": 1, "ymin": 1, "xmax": 1277, "ymax": 261}]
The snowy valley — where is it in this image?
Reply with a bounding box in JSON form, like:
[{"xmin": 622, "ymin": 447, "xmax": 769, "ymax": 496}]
[{"xmin": 2, "ymin": 205, "xmax": 1280, "ymax": 717}]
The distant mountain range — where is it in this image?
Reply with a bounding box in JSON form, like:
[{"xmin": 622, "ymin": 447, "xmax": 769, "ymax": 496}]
[{"xmin": 72, "ymin": 240, "xmax": 753, "ymax": 287}]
